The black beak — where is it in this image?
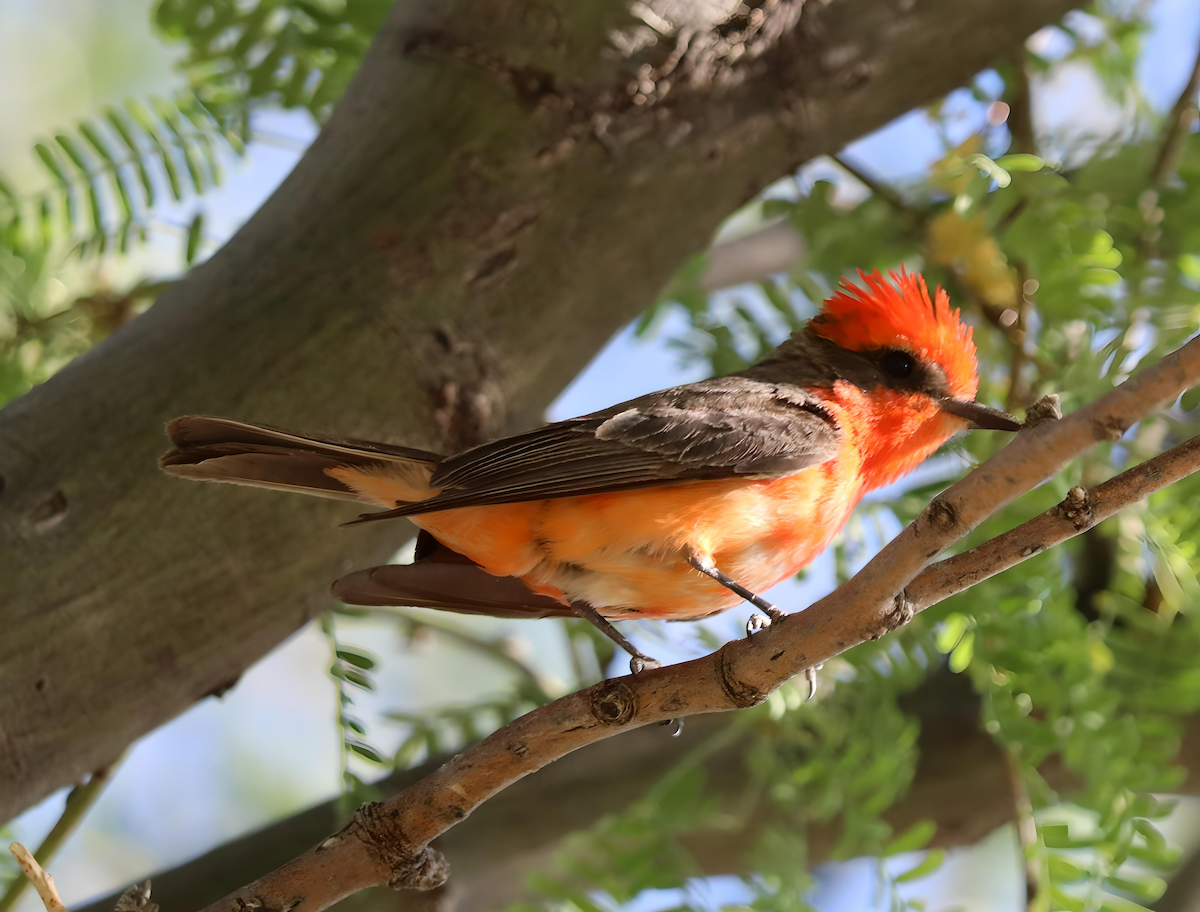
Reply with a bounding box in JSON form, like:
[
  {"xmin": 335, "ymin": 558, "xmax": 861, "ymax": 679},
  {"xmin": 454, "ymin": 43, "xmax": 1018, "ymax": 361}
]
[{"xmin": 937, "ymin": 397, "xmax": 1023, "ymax": 431}]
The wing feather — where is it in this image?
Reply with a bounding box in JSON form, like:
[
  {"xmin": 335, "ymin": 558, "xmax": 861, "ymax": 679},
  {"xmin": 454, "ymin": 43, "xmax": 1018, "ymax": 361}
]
[{"xmin": 354, "ymin": 377, "xmax": 840, "ymax": 521}]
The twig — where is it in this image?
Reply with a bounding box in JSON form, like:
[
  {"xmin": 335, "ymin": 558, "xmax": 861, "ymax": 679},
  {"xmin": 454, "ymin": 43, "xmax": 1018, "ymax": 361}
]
[
  {"xmin": 387, "ymin": 610, "xmax": 555, "ymax": 703},
  {"xmin": 831, "ymin": 154, "xmax": 920, "ymax": 219},
  {"xmin": 7, "ymin": 845, "xmax": 65, "ymax": 912},
  {"xmin": 1004, "ymin": 749, "xmax": 1044, "ymax": 912},
  {"xmin": 1005, "ymin": 262, "xmax": 1034, "ymax": 413},
  {"xmin": 1006, "ymin": 48, "xmax": 1037, "ymax": 155},
  {"xmin": 193, "ymin": 338, "xmax": 1200, "ymax": 912},
  {"xmin": 0, "ymin": 764, "xmax": 119, "ymax": 912},
  {"xmin": 1151, "ymin": 31, "xmax": 1200, "ymax": 183}
]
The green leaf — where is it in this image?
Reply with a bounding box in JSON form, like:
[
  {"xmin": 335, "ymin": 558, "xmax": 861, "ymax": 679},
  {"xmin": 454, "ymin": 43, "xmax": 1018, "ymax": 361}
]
[
  {"xmin": 77, "ymin": 122, "xmax": 115, "ymax": 165},
  {"xmin": 894, "ymin": 849, "xmax": 945, "ymax": 883},
  {"xmin": 55, "ymin": 133, "xmax": 93, "ymax": 175},
  {"xmin": 996, "ymin": 153, "xmax": 1045, "ymax": 171},
  {"xmin": 346, "ymin": 741, "xmax": 387, "ymax": 764},
  {"xmin": 336, "ymin": 648, "xmax": 378, "ymax": 670},
  {"xmin": 1180, "ymin": 385, "xmax": 1200, "ymax": 412},
  {"xmin": 936, "ymin": 613, "xmax": 969, "ymax": 653},
  {"xmin": 1042, "ymin": 824, "xmax": 1098, "ymax": 849},
  {"xmin": 1082, "ymin": 267, "xmax": 1121, "ymax": 285},
  {"xmin": 1105, "ymin": 873, "xmax": 1166, "ymax": 901},
  {"xmin": 331, "ymin": 665, "xmax": 374, "ymax": 690},
  {"xmin": 885, "ymin": 819, "xmax": 937, "ymax": 855},
  {"xmin": 1098, "ymin": 896, "xmax": 1156, "ymax": 912},
  {"xmin": 34, "ymin": 143, "xmax": 69, "ymax": 185},
  {"xmin": 1047, "ymin": 853, "xmax": 1086, "ymax": 882},
  {"xmin": 949, "ymin": 631, "xmax": 975, "ymax": 673},
  {"xmin": 1050, "ymin": 887, "xmax": 1085, "ymax": 912},
  {"xmin": 968, "ymin": 153, "xmax": 1011, "ymax": 188},
  {"xmin": 185, "ymin": 212, "xmax": 203, "ymax": 264},
  {"xmin": 105, "ymin": 106, "xmax": 156, "ymax": 207},
  {"xmin": 393, "ymin": 731, "xmax": 428, "ymax": 768}
]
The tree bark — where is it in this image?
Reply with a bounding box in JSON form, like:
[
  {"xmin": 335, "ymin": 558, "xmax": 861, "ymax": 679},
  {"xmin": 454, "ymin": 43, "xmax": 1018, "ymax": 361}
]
[
  {"xmin": 0, "ymin": 0, "xmax": 1083, "ymax": 823},
  {"xmin": 73, "ymin": 670, "xmax": 1135, "ymax": 912}
]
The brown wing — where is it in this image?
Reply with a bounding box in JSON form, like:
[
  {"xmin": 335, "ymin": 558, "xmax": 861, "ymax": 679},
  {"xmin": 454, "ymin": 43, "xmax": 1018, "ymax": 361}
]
[
  {"xmin": 332, "ymin": 533, "xmax": 571, "ymax": 619},
  {"xmin": 354, "ymin": 377, "xmax": 840, "ymax": 521}
]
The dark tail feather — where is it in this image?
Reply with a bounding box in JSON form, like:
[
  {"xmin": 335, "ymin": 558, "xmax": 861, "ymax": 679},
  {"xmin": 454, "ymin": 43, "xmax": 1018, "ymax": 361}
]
[
  {"xmin": 332, "ymin": 534, "xmax": 570, "ymax": 619},
  {"xmin": 160, "ymin": 416, "xmax": 440, "ymax": 502}
]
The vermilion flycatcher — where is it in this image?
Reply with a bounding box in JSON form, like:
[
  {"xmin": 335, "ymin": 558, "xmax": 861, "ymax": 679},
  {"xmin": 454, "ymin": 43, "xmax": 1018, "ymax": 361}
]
[{"xmin": 161, "ymin": 270, "xmax": 1020, "ymax": 670}]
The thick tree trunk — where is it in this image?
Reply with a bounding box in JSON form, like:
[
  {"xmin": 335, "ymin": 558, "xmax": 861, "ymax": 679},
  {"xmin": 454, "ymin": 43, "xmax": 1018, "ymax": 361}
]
[{"xmin": 0, "ymin": 0, "xmax": 1081, "ymax": 822}]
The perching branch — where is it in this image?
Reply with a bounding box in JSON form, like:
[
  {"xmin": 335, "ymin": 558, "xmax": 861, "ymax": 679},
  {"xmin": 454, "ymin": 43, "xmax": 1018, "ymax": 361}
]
[
  {"xmin": 184, "ymin": 338, "xmax": 1200, "ymax": 912},
  {"xmin": 1151, "ymin": 31, "xmax": 1200, "ymax": 183}
]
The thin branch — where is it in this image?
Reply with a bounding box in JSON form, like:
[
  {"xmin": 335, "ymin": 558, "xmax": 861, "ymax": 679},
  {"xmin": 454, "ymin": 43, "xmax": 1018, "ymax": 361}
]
[
  {"xmin": 1151, "ymin": 30, "xmax": 1200, "ymax": 184},
  {"xmin": 1004, "ymin": 749, "xmax": 1043, "ymax": 912},
  {"xmin": 906, "ymin": 435, "xmax": 1200, "ymax": 610},
  {"xmin": 189, "ymin": 337, "xmax": 1200, "ymax": 912},
  {"xmin": 831, "ymin": 154, "xmax": 921, "ymax": 219},
  {"xmin": 387, "ymin": 610, "xmax": 556, "ymax": 703},
  {"xmin": 1005, "ymin": 262, "xmax": 1034, "ymax": 413},
  {"xmin": 1007, "ymin": 48, "xmax": 1037, "ymax": 156},
  {"xmin": 7, "ymin": 845, "xmax": 65, "ymax": 912},
  {"xmin": 0, "ymin": 763, "xmax": 118, "ymax": 912}
]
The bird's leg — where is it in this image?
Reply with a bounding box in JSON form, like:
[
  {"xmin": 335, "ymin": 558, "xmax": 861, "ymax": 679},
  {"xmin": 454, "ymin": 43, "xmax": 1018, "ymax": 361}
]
[
  {"xmin": 685, "ymin": 553, "xmax": 787, "ymax": 632},
  {"xmin": 569, "ymin": 602, "xmax": 662, "ymax": 673}
]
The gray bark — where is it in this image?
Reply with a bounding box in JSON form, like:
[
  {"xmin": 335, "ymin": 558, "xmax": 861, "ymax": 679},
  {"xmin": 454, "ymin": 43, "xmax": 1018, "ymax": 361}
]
[{"xmin": 0, "ymin": 0, "xmax": 1081, "ymax": 822}]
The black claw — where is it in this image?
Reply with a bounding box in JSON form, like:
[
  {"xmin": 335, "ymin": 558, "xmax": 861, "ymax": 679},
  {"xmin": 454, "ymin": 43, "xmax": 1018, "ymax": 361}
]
[{"xmin": 661, "ymin": 718, "xmax": 684, "ymax": 737}]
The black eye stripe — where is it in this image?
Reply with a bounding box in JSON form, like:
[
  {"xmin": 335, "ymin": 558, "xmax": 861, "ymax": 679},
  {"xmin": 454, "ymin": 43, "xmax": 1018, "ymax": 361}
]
[{"xmin": 880, "ymin": 349, "xmax": 915, "ymax": 379}]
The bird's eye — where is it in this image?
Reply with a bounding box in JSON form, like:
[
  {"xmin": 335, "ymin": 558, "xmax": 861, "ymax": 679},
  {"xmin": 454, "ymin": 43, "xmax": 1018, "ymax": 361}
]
[{"xmin": 880, "ymin": 350, "xmax": 915, "ymax": 379}]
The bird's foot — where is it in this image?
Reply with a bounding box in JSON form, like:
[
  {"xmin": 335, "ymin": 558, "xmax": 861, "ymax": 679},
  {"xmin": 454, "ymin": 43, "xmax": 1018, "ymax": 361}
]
[
  {"xmin": 746, "ymin": 612, "xmax": 771, "ymax": 636},
  {"xmin": 660, "ymin": 717, "xmax": 684, "ymax": 737},
  {"xmin": 629, "ymin": 655, "xmax": 663, "ymax": 674},
  {"xmin": 760, "ymin": 600, "xmax": 787, "ymax": 623}
]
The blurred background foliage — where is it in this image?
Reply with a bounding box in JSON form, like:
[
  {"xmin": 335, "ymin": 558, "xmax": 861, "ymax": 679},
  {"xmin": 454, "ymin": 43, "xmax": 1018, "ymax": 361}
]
[{"xmin": 3, "ymin": 0, "xmax": 1200, "ymax": 911}]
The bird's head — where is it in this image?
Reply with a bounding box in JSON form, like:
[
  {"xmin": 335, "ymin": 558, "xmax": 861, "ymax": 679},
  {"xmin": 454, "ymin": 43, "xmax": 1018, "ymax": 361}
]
[{"xmin": 806, "ymin": 268, "xmax": 1021, "ymax": 432}]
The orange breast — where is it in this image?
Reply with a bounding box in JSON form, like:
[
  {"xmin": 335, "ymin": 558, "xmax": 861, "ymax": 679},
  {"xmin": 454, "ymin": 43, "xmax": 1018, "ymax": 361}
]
[{"xmin": 409, "ymin": 452, "xmax": 864, "ymax": 621}]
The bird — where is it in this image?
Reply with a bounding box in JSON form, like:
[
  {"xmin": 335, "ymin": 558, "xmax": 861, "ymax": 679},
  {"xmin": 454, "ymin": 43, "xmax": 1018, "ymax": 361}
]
[{"xmin": 160, "ymin": 269, "xmax": 1020, "ymax": 673}]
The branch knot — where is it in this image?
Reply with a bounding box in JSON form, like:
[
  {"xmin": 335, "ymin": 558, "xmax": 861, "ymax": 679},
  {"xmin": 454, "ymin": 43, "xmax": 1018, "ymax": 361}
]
[
  {"xmin": 717, "ymin": 647, "xmax": 769, "ymax": 709},
  {"xmin": 1059, "ymin": 485, "xmax": 1093, "ymax": 531},
  {"xmin": 1024, "ymin": 394, "xmax": 1062, "ymax": 428},
  {"xmin": 589, "ymin": 679, "xmax": 637, "ymax": 725},
  {"xmin": 348, "ymin": 802, "xmax": 450, "ymax": 891},
  {"xmin": 867, "ymin": 591, "xmax": 916, "ymax": 641}
]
